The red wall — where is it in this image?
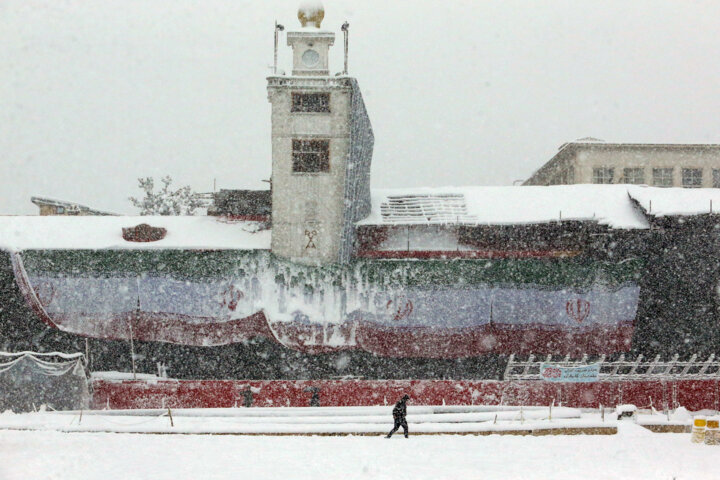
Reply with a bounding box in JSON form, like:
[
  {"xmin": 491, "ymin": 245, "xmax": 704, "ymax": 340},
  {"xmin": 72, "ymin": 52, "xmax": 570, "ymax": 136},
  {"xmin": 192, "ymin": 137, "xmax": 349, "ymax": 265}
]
[{"xmin": 92, "ymin": 378, "xmax": 720, "ymax": 412}]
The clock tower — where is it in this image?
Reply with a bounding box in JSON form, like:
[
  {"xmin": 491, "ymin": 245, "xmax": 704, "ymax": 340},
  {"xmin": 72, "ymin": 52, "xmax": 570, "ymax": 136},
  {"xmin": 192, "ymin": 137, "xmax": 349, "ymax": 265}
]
[{"xmin": 267, "ymin": 3, "xmax": 374, "ymax": 265}]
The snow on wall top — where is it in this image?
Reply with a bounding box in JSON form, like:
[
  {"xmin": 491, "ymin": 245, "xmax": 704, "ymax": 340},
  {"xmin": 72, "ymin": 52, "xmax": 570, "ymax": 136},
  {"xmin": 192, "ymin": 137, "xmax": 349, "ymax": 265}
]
[
  {"xmin": 626, "ymin": 185, "xmax": 720, "ymax": 217},
  {"xmin": 0, "ymin": 216, "xmax": 270, "ymax": 252},
  {"xmin": 359, "ymin": 185, "xmax": 653, "ymax": 229}
]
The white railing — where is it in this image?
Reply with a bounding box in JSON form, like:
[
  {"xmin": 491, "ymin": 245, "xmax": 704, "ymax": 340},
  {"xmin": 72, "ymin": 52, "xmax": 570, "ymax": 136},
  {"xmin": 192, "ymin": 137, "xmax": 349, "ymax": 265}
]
[
  {"xmin": 193, "ymin": 192, "xmax": 214, "ymax": 208},
  {"xmin": 503, "ymin": 353, "xmax": 720, "ymax": 381}
]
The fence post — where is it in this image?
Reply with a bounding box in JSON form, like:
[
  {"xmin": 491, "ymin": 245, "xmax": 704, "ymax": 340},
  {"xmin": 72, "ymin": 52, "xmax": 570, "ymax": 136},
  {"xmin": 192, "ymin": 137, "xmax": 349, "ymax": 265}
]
[
  {"xmin": 664, "ymin": 353, "xmax": 680, "ymax": 377},
  {"xmin": 648, "ymin": 354, "xmax": 661, "ymax": 378},
  {"xmin": 503, "ymin": 354, "xmax": 515, "ymax": 381},
  {"xmin": 628, "ymin": 354, "xmax": 643, "ymax": 378},
  {"xmin": 698, "ymin": 354, "xmax": 716, "ymax": 376},
  {"xmin": 522, "ymin": 354, "xmax": 535, "ymax": 378},
  {"xmin": 610, "ymin": 354, "xmax": 625, "ymax": 377},
  {"xmin": 679, "ymin": 354, "xmax": 697, "ymax": 376}
]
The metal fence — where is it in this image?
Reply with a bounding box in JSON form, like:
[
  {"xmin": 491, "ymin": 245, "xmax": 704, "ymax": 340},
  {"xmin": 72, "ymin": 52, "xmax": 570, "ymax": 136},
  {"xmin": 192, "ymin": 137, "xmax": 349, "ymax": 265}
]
[{"xmin": 503, "ymin": 353, "xmax": 720, "ymax": 381}]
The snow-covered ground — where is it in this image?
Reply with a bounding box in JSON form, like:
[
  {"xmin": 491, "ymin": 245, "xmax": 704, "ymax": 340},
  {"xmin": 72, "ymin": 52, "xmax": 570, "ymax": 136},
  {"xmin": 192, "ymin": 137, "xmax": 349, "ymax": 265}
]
[
  {"xmin": 0, "ymin": 421, "xmax": 715, "ymax": 480},
  {"xmin": 0, "ymin": 406, "xmax": 589, "ymax": 435}
]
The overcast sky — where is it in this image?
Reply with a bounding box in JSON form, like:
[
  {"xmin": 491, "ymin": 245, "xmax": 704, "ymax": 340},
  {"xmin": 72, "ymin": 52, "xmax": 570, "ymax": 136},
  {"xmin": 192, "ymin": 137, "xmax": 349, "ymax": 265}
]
[{"xmin": 2, "ymin": 0, "xmax": 720, "ymax": 214}]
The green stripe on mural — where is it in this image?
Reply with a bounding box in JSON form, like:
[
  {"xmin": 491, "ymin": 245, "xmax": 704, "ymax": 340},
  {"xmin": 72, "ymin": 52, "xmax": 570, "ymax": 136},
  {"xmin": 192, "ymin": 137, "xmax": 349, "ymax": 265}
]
[{"xmin": 20, "ymin": 250, "xmax": 642, "ymax": 289}]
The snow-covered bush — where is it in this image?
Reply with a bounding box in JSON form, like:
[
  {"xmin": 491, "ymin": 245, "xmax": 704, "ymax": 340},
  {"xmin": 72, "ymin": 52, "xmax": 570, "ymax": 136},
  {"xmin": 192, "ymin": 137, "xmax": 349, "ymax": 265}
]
[{"xmin": 129, "ymin": 176, "xmax": 203, "ymax": 216}]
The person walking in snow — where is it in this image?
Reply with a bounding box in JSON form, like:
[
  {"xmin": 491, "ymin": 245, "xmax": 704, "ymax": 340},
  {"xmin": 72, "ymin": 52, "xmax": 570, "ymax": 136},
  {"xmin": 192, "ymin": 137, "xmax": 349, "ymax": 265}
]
[{"xmin": 386, "ymin": 394, "xmax": 410, "ymax": 438}]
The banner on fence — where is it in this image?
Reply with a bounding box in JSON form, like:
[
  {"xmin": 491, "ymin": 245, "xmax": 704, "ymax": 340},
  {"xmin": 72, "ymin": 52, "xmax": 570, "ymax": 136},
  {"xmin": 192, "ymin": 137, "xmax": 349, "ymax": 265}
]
[{"xmin": 540, "ymin": 363, "xmax": 600, "ymax": 383}]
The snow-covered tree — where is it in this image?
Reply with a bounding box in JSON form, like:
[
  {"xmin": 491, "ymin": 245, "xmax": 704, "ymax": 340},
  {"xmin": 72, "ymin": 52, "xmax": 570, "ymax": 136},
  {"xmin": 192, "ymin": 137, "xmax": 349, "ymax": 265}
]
[{"xmin": 129, "ymin": 176, "xmax": 203, "ymax": 215}]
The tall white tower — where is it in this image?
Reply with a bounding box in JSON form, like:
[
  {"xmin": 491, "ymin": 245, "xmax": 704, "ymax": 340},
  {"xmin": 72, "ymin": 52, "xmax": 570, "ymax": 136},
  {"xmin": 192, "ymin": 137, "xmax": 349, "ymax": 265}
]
[{"xmin": 268, "ymin": 3, "xmax": 373, "ymax": 265}]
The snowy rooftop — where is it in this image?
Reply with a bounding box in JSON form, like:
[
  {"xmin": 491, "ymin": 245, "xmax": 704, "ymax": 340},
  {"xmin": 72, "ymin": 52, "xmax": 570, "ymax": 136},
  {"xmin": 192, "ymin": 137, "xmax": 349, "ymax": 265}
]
[
  {"xmin": 3, "ymin": 186, "xmax": 720, "ymax": 251},
  {"xmin": 625, "ymin": 186, "xmax": 720, "ymax": 217},
  {"xmin": 360, "ymin": 185, "xmax": 720, "ymax": 229},
  {"xmin": 0, "ymin": 216, "xmax": 270, "ymax": 251}
]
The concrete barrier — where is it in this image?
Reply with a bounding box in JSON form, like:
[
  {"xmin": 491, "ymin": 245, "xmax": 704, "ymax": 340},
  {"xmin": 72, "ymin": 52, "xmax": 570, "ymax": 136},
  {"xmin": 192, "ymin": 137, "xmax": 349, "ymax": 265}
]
[{"xmin": 91, "ymin": 378, "xmax": 720, "ymax": 411}]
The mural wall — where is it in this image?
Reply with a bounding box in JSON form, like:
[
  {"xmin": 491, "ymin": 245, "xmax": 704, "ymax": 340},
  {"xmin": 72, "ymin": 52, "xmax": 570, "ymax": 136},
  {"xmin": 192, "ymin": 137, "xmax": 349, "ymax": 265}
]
[{"xmin": 12, "ymin": 250, "xmax": 641, "ymax": 358}]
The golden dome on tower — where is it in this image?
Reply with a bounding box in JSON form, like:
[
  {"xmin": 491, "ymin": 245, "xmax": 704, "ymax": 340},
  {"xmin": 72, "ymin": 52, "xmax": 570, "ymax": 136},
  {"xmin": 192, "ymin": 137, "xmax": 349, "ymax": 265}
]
[{"xmin": 298, "ymin": 1, "xmax": 324, "ymax": 28}]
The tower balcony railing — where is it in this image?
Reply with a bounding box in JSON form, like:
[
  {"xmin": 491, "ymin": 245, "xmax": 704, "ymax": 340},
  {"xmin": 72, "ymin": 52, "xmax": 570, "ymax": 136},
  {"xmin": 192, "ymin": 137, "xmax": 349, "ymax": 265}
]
[{"xmin": 267, "ymin": 75, "xmax": 352, "ymax": 90}]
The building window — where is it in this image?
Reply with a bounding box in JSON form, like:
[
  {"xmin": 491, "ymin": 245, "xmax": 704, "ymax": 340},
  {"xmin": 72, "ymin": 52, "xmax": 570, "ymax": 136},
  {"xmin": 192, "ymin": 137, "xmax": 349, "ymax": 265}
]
[
  {"xmin": 622, "ymin": 168, "xmax": 645, "ymax": 185},
  {"xmin": 713, "ymin": 169, "xmax": 720, "ymax": 188},
  {"xmin": 682, "ymin": 168, "xmax": 703, "ymax": 188},
  {"xmin": 592, "ymin": 167, "xmax": 614, "ymax": 184},
  {"xmin": 566, "ymin": 166, "xmax": 575, "ymax": 184},
  {"xmin": 292, "ymin": 139, "xmax": 330, "ymax": 173},
  {"xmin": 652, "ymin": 168, "xmax": 673, "ymax": 187},
  {"xmin": 291, "ymin": 93, "xmax": 330, "ymax": 113}
]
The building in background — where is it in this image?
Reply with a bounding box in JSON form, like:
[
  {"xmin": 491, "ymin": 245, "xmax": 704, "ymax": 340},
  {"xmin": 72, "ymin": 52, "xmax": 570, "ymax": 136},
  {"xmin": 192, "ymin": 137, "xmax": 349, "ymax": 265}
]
[
  {"xmin": 523, "ymin": 138, "xmax": 720, "ymax": 188},
  {"xmin": 31, "ymin": 196, "xmax": 116, "ymax": 216},
  {"xmin": 207, "ymin": 189, "xmax": 272, "ymax": 221}
]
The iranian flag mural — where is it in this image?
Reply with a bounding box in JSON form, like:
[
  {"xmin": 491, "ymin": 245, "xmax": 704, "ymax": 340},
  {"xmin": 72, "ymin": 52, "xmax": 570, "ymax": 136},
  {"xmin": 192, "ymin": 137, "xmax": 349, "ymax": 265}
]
[{"xmin": 12, "ymin": 250, "xmax": 640, "ymax": 358}]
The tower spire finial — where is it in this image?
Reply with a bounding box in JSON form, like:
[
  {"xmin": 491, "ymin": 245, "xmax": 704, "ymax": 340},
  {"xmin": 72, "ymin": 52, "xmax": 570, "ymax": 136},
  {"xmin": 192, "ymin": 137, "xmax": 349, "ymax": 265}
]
[{"xmin": 298, "ymin": 1, "xmax": 324, "ymax": 28}]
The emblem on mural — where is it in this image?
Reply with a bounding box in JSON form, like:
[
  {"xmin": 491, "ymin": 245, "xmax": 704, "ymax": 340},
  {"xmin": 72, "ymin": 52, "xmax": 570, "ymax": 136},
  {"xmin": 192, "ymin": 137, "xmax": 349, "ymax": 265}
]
[
  {"xmin": 221, "ymin": 284, "xmax": 245, "ymax": 312},
  {"xmin": 387, "ymin": 296, "xmax": 413, "ymax": 321},
  {"xmin": 304, "ymin": 229, "xmax": 318, "ymax": 249},
  {"xmin": 541, "ymin": 366, "xmax": 562, "ymax": 379},
  {"xmin": 566, "ymin": 299, "xmax": 591, "ymax": 323},
  {"xmin": 34, "ymin": 281, "xmax": 56, "ymax": 308}
]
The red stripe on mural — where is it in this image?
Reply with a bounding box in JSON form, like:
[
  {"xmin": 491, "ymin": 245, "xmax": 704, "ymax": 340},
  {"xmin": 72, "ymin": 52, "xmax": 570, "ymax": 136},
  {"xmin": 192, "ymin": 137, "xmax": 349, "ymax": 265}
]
[
  {"xmin": 355, "ymin": 323, "xmax": 634, "ymax": 357},
  {"xmin": 22, "ymin": 311, "xmax": 635, "ymax": 356}
]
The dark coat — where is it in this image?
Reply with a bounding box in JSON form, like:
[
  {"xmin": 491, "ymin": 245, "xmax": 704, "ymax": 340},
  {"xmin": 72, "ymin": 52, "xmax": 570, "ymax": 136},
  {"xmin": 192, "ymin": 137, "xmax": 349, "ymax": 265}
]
[{"xmin": 392, "ymin": 398, "xmax": 407, "ymax": 420}]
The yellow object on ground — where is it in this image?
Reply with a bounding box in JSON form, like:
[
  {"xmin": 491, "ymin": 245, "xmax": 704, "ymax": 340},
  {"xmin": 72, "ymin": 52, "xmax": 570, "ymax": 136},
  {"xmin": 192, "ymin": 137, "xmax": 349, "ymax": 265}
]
[
  {"xmin": 704, "ymin": 417, "xmax": 719, "ymax": 445},
  {"xmin": 691, "ymin": 416, "xmax": 706, "ymax": 444}
]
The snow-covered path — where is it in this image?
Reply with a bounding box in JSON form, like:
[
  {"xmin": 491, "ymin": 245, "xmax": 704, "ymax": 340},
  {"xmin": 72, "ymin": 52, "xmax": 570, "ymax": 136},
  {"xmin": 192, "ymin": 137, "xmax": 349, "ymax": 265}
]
[{"xmin": 0, "ymin": 423, "xmax": 715, "ymax": 480}]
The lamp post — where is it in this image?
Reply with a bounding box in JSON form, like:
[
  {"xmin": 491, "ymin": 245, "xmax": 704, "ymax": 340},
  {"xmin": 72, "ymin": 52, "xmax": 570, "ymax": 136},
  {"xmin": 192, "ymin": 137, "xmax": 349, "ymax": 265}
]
[
  {"xmin": 341, "ymin": 22, "xmax": 349, "ymax": 75},
  {"xmin": 274, "ymin": 21, "xmax": 285, "ymax": 75}
]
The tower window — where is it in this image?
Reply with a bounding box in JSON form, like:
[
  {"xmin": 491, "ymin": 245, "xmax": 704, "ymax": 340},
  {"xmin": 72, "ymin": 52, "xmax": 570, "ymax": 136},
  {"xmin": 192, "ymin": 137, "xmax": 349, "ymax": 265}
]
[
  {"xmin": 291, "ymin": 93, "xmax": 330, "ymax": 113},
  {"xmin": 292, "ymin": 139, "xmax": 330, "ymax": 173}
]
